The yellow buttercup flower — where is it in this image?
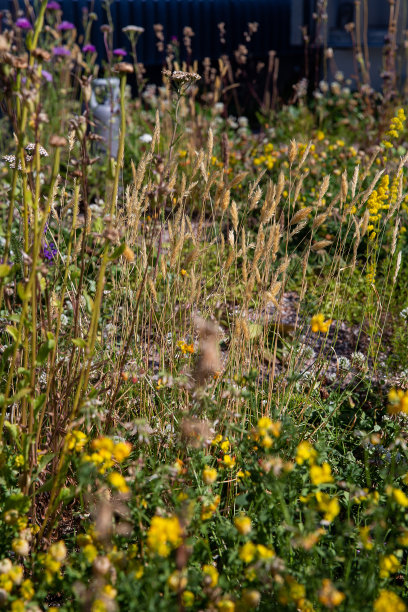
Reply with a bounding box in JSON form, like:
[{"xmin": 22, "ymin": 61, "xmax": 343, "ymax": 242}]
[
  {"xmin": 296, "ymin": 441, "xmax": 317, "ymax": 465},
  {"xmin": 311, "ymin": 313, "xmax": 332, "ymax": 333},
  {"xmin": 374, "ymin": 590, "xmax": 406, "ymax": 612},
  {"xmin": 379, "ymin": 554, "xmax": 400, "ymax": 578},
  {"xmin": 239, "ymin": 541, "xmax": 257, "ymax": 563},
  {"xmin": 310, "ymin": 462, "xmax": 334, "ymax": 485},
  {"xmin": 146, "ymin": 515, "xmax": 182, "ymax": 557},
  {"xmin": 315, "ymin": 492, "xmax": 340, "ymax": 522},
  {"xmin": 202, "ymin": 466, "xmax": 218, "ymax": 485},
  {"xmin": 108, "ymin": 471, "xmax": 130, "ymax": 494},
  {"xmin": 202, "ymin": 564, "xmax": 219, "ymax": 587},
  {"xmin": 234, "ymin": 515, "xmax": 252, "ymax": 535}
]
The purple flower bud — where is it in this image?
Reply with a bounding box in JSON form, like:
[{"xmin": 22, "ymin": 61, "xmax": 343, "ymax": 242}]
[
  {"xmin": 47, "ymin": 1, "xmax": 61, "ymax": 9},
  {"xmin": 16, "ymin": 17, "xmax": 32, "ymax": 30},
  {"xmin": 113, "ymin": 48, "xmax": 127, "ymax": 57},
  {"xmin": 57, "ymin": 21, "xmax": 75, "ymax": 31},
  {"xmin": 52, "ymin": 46, "xmax": 71, "ymax": 56},
  {"xmin": 82, "ymin": 44, "xmax": 96, "ymax": 53},
  {"xmin": 42, "ymin": 69, "xmax": 53, "ymax": 82}
]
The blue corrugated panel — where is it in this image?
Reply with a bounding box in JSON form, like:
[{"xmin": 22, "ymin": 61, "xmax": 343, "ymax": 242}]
[{"xmin": 0, "ymin": 0, "xmax": 292, "ymax": 66}]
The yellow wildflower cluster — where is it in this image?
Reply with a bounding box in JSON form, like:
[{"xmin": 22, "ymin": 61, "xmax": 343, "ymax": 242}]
[
  {"xmin": 318, "ymin": 579, "xmax": 345, "ymax": 608},
  {"xmin": 388, "ymin": 388, "xmax": 408, "ymax": 414},
  {"xmin": 239, "ymin": 542, "xmax": 274, "ymax": 563},
  {"xmin": 177, "ymin": 340, "xmax": 194, "ymax": 354},
  {"xmin": 82, "ymin": 437, "xmax": 132, "ymax": 473},
  {"xmin": 253, "ymin": 416, "xmax": 281, "ymax": 450},
  {"xmin": 253, "ymin": 143, "xmax": 279, "ymax": 170},
  {"xmin": 146, "ymin": 515, "xmax": 183, "ymax": 557},
  {"xmin": 201, "ymin": 494, "xmax": 221, "ymax": 520},
  {"xmin": 0, "ymin": 559, "xmax": 28, "ymax": 605},
  {"xmin": 366, "ymin": 174, "xmax": 389, "ymax": 243},
  {"xmin": 296, "ymin": 441, "xmax": 317, "ymax": 465},
  {"xmin": 108, "ymin": 471, "xmax": 130, "ymax": 494},
  {"xmin": 66, "ymin": 429, "xmax": 87, "ymax": 452},
  {"xmin": 382, "ymin": 108, "xmax": 406, "ymax": 148},
  {"xmin": 277, "ymin": 576, "xmax": 306, "ymax": 607},
  {"xmin": 315, "ymin": 491, "xmax": 340, "ymax": 522},
  {"xmin": 311, "ymin": 313, "xmax": 332, "ymax": 333},
  {"xmin": 310, "ymin": 462, "xmax": 334, "ymax": 485},
  {"xmin": 38, "ymin": 541, "xmax": 67, "ymax": 584},
  {"xmin": 379, "ymin": 553, "xmax": 400, "ymax": 578},
  {"xmin": 374, "ymin": 590, "xmax": 407, "ymax": 612}
]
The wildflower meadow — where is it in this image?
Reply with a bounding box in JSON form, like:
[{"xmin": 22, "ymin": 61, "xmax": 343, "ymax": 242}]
[{"xmin": 1, "ymin": 1, "xmax": 408, "ymax": 610}]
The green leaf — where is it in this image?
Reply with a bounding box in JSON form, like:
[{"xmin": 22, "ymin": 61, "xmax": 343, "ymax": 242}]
[
  {"xmin": 34, "ymin": 394, "xmax": 46, "ymax": 417},
  {"xmin": 17, "ymin": 282, "xmax": 31, "ymax": 301},
  {"xmin": 6, "ymin": 325, "xmax": 19, "ymax": 342},
  {"xmin": 72, "ymin": 337, "xmax": 87, "ymax": 349},
  {"xmin": 0, "ymin": 264, "xmax": 11, "ymax": 278},
  {"xmin": 109, "ymin": 242, "xmax": 126, "ymax": 261},
  {"xmin": 8, "ymin": 387, "xmax": 31, "ymax": 404}
]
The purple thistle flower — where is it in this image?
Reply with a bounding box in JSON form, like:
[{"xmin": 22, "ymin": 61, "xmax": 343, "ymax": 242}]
[
  {"xmin": 16, "ymin": 17, "xmax": 32, "ymax": 30},
  {"xmin": 82, "ymin": 44, "xmax": 96, "ymax": 53},
  {"xmin": 42, "ymin": 69, "xmax": 53, "ymax": 82},
  {"xmin": 57, "ymin": 21, "xmax": 75, "ymax": 31},
  {"xmin": 113, "ymin": 48, "xmax": 127, "ymax": 57},
  {"xmin": 47, "ymin": 1, "xmax": 61, "ymax": 9},
  {"xmin": 52, "ymin": 46, "xmax": 71, "ymax": 56}
]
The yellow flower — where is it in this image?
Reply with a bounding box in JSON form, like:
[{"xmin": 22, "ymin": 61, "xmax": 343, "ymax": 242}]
[
  {"xmin": 391, "ymin": 487, "xmax": 408, "ymax": 507},
  {"xmin": 0, "ymin": 574, "xmax": 13, "ymax": 593},
  {"xmin": 220, "ymin": 439, "xmax": 230, "ymax": 452},
  {"xmin": 92, "ymin": 599, "xmax": 108, "ymax": 612},
  {"xmin": 311, "ymin": 313, "xmax": 332, "ymax": 333},
  {"xmin": 9, "ymin": 565, "xmax": 23, "ymax": 585},
  {"xmin": 113, "ymin": 441, "xmax": 132, "ymax": 462},
  {"xmin": 12, "ymin": 538, "xmax": 29, "ymax": 557},
  {"xmin": 239, "ymin": 541, "xmax": 257, "ymax": 563},
  {"xmin": 242, "ymin": 590, "xmax": 261, "ymax": 608},
  {"xmin": 20, "ymin": 578, "xmax": 34, "ymax": 600},
  {"xmin": 202, "ymin": 467, "xmax": 218, "ymax": 485},
  {"xmin": 212, "ymin": 434, "xmax": 223, "ymax": 446},
  {"xmin": 66, "ymin": 430, "xmax": 87, "ymax": 452},
  {"xmin": 374, "ymin": 590, "xmax": 407, "ymax": 612},
  {"xmin": 49, "ymin": 541, "xmax": 67, "ymax": 562},
  {"xmin": 316, "ymin": 130, "xmax": 325, "ymax": 141},
  {"xmin": 201, "ymin": 495, "xmax": 220, "ymax": 521},
  {"xmin": 234, "ymin": 515, "xmax": 252, "ymax": 535},
  {"xmin": 146, "ymin": 515, "xmax": 182, "ymax": 557},
  {"xmin": 83, "ymin": 544, "xmax": 98, "ymax": 563},
  {"xmin": 379, "ymin": 554, "xmax": 400, "ymax": 578},
  {"xmin": 11, "ymin": 601, "xmax": 25, "ymax": 612},
  {"xmin": 310, "ymin": 462, "xmax": 334, "ymax": 485},
  {"xmin": 102, "ymin": 584, "xmax": 117, "ymax": 599},
  {"xmin": 223, "ymin": 454, "xmax": 236, "ymax": 468},
  {"xmin": 167, "ymin": 570, "xmax": 187, "ymax": 591},
  {"xmin": 388, "ymin": 389, "xmax": 408, "ymax": 414},
  {"xmin": 217, "ymin": 599, "xmax": 235, "ymax": 611},
  {"xmin": 359, "ymin": 526, "xmax": 373, "ymax": 550},
  {"xmin": 398, "ymin": 530, "xmax": 408, "ymax": 547},
  {"xmin": 256, "ymin": 544, "xmax": 274, "ymax": 560},
  {"xmin": 92, "ymin": 437, "xmax": 115, "ymax": 452},
  {"xmin": 315, "ymin": 492, "xmax": 340, "ymax": 522},
  {"xmin": 203, "ymin": 564, "xmax": 219, "ymax": 587},
  {"xmin": 261, "ymin": 434, "xmax": 273, "ymax": 449},
  {"xmin": 296, "ymin": 441, "xmax": 317, "ymax": 465},
  {"xmin": 108, "ymin": 471, "xmax": 130, "ymax": 494},
  {"xmin": 182, "ymin": 590, "xmax": 195, "ymax": 607},
  {"xmin": 318, "ymin": 579, "xmax": 345, "ymax": 608}
]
